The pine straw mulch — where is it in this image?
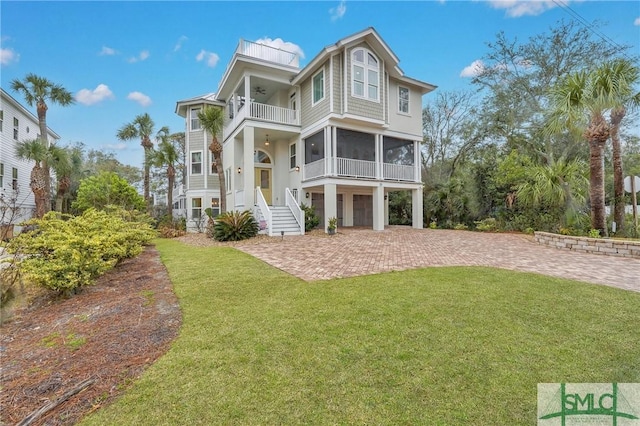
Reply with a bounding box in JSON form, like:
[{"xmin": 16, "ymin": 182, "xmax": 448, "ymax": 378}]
[{"xmin": 0, "ymin": 245, "xmax": 182, "ymax": 426}]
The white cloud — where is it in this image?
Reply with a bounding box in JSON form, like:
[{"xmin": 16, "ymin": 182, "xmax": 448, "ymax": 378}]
[
  {"xmin": 75, "ymin": 84, "xmax": 115, "ymax": 105},
  {"xmin": 99, "ymin": 46, "xmax": 118, "ymax": 56},
  {"xmin": 127, "ymin": 91, "xmax": 152, "ymax": 107},
  {"xmin": 102, "ymin": 142, "xmax": 127, "ymax": 150},
  {"xmin": 174, "ymin": 36, "xmax": 188, "ymax": 52},
  {"xmin": 634, "ymin": 17, "xmax": 640, "ymax": 26},
  {"xmin": 196, "ymin": 49, "xmax": 220, "ymax": 67},
  {"xmin": 0, "ymin": 47, "xmax": 18, "ymax": 66},
  {"xmin": 460, "ymin": 59, "xmax": 485, "ymax": 78},
  {"xmin": 253, "ymin": 37, "xmax": 305, "ymax": 59},
  {"xmin": 486, "ymin": 0, "xmax": 561, "ymax": 17},
  {"xmin": 128, "ymin": 50, "xmax": 150, "ymax": 63},
  {"xmin": 329, "ymin": 0, "xmax": 347, "ymax": 21}
]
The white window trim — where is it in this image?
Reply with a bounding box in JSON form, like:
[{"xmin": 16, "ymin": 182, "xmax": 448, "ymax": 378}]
[
  {"xmin": 351, "ymin": 48, "xmax": 380, "ymax": 102},
  {"xmin": 190, "ymin": 108, "xmax": 201, "ymax": 131},
  {"xmin": 191, "ymin": 151, "xmax": 203, "ymax": 175},
  {"xmin": 312, "ymin": 68, "xmax": 325, "ymax": 106},
  {"xmin": 398, "ymin": 86, "xmax": 410, "ymax": 115},
  {"xmin": 289, "ymin": 142, "xmax": 297, "ymax": 171},
  {"xmin": 191, "ymin": 197, "xmax": 202, "ymax": 219}
]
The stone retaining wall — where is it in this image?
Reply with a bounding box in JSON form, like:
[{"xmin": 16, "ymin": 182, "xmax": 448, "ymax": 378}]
[{"xmin": 534, "ymin": 231, "xmax": 640, "ymax": 259}]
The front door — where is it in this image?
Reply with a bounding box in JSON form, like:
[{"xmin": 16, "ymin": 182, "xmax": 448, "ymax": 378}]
[{"xmin": 255, "ymin": 168, "xmax": 272, "ymax": 205}]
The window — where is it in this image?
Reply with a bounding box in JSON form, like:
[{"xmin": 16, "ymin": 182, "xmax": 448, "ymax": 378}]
[
  {"xmin": 383, "ymin": 136, "xmax": 414, "ymax": 165},
  {"xmin": 399, "ymin": 87, "xmax": 409, "ymax": 114},
  {"xmin": 191, "ymin": 152, "xmax": 202, "ymax": 174},
  {"xmin": 13, "ymin": 118, "xmax": 19, "ymax": 140},
  {"xmin": 289, "ymin": 143, "xmax": 297, "ymax": 170},
  {"xmin": 254, "ymin": 150, "xmax": 271, "ymax": 164},
  {"xmin": 191, "ymin": 198, "xmax": 202, "ymax": 219},
  {"xmin": 0, "ymin": 163, "xmax": 4, "ymax": 188},
  {"xmin": 351, "ymin": 48, "xmax": 379, "ymax": 101},
  {"xmin": 210, "ymin": 151, "xmax": 217, "ymax": 174},
  {"xmin": 312, "ymin": 69, "xmax": 324, "ymax": 104},
  {"xmin": 304, "ymin": 131, "xmax": 325, "ymax": 164},
  {"xmin": 0, "ymin": 110, "xmax": 3, "ymax": 132},
  {"xmin": 12, "ymin": 168, "xmax": 18, "ymax": 191},
  {"xmin": 336, "ymin": 129, "xmax": 375, "ymax": 161},
  {"xmin": 190, "ymin": 108, "xmax": 201, "ymax": 131},
  {"xmin": 211, "ymin": 198, "xmax": 220, "ymax": 218},
  {"xmin": 225, "ymin": 168, "xmax": 231, "ymax": 192}
]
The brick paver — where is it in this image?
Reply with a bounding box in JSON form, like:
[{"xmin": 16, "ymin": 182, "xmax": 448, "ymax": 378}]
[{"xmin": 237, "ymin": 227, "xmax": 639, "ymax": 292}]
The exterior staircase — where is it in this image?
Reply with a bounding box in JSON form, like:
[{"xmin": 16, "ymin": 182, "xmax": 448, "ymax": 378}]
[{"xmin": 270, "ymin": 206, "xmax": 303, "ymax": 236}]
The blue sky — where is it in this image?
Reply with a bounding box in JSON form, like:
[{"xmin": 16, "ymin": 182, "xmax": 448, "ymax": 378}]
[{"xmin": 2, "ymin": 1, "xmax": 638, "ymax": 168}]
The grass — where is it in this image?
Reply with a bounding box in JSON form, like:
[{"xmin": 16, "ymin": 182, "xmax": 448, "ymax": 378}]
[{"xmin": 82, "ymin": 238, "xmax": 640, "ymax": 425}]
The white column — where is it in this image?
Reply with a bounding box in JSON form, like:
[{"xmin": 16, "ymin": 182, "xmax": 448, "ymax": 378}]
[
  {"xmin": 376, "ymin": 134, "xmax": 382, "ymax": 179},
  {"xmin": 324, "ymin": 183, "xmax": 337, "ymax": 232},
  {"xmin": 412, "ymin": 187, "xmax": 423, "ymax": 229},
  {"xmin": 344, "ymin": 192, "xmax": 354, "ymax": 226},
  {"xmin": 244, "ymin": 126, "xmax": 255, "ymax": 208},
  {"xmin": 332, "ymin": 126, "xmax": 337, "ymax": 176},
  {"xmin": 384, "ymin": 192, "xmax": 389, "ymax": 226},
  {"xmin": 373, "ymin": 185, "xmax": 385, "ymax": 231},
  {"xmin": 414, "ymin": 140, "xmax": 421, "ymax": 182}
]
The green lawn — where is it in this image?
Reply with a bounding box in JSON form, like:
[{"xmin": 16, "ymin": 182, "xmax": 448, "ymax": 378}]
[{"xmin": 82, "ymin": 238, "xmax": 640, "ymax": 425}]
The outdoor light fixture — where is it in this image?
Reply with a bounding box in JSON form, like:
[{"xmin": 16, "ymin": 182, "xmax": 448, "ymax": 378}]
[
  {"xmin": 305, "ymin": 192, "xmax": 310, "ymax": 199},
  {"xmin": 295, "ymin": 165, "xmax": 300, "ymax": 172},
  {"xmin": 237, "ymin": 167, "xmax": 242, "ymax": 174},
  {"xmin": 265, "ymin": 134, "xmax": 270, "ymax": 146}
]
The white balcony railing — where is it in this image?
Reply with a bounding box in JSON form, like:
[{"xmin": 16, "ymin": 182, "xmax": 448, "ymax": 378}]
[
  {"xmin": 304, "ymin": 159, "xmax": 325, "ymax": 180},
  {"xmin": 383, "ymin": 163, "xmax": 415, "ymax": 181},
  {"xmin": 239, "ymin": 40, "xmax": 300, "ymax": 67},
  {"xmin": 336, "ymin": 158, "xmax": 376, "ymax": 179},
  {"xmin": 224, "ymin": 101, "xmax": 298, "ymax": 138}
]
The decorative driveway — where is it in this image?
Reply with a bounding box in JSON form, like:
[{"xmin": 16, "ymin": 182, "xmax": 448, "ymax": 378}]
[{"xmin": 235, "ymin": 227, "xmax": 639, "ymax": 292}]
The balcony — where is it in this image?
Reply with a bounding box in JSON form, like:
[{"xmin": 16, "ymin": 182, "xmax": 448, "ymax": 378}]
[
  {"xmin": 303, "ymin": 158, "xmax": 418, "ymax": 182},
  {"xmin": 224, "ymin": 100, "xmax": 299, "ymax": 137},
  {"xmin": 239, "ymin": 40, "xmax": 300, "ymax": 67}
]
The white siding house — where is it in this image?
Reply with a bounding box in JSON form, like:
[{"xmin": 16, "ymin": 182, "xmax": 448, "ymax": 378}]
[
  {"xmin": 176, "ymin": 28, "xmax": 436, "ymax": 234},
  {"xmin": 0, "ymin": 88, "xmax": 60, "ymax": 232}
]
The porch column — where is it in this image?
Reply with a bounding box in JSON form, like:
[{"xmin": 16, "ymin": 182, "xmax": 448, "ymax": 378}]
[
  {"xmin": 344, "ymin": 192, "xmax": 354, "ymax": 226},
  {"xmin": 244, "ymin": 126, "xmax": 255, "ymax": 207},
  {"xmin": 376, "ymin": 134, "xmax": 382, "ymax": 179},
  {"xmin": 384, "ymin": 192, "xmax": 389, "ymax": 226},
  {"xmin": 414, "ymin": 140, "xmax": 421, "ymax": 182},
  {"xmin": 412, "ymin": 187, "xmax": 423, "ymax": 229},
  {"xmin": 324, "ymin": 183, "xmax": 337, "ymax": 233},
  {"xmin": 373, "ymin": 185, "xmax": 385, "ymax": 231}
]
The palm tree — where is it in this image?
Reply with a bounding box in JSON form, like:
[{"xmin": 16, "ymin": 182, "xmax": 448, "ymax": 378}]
[
  {"xmin": 596, "ymin": 59, "xmax": 640, "ymax": 233},
  {"xmin": 198, "ymin": 106, "xmax": 226, "ymax": 214},
  {"xmin": 11, "ymin": 74, "xmax": 74, "ymax": 214},
  {"xmin": 15, "ymin": 139, "xmax": 49, "ymax": 218},
  {"xmin": 116, "ymin": 113, "xmax": 156, "ymax": 212},
  {"xmin": 545, "ymin": 61, "xmax": 638, "ymax": 236},
  {"xmin": 49, "ymin": 145, "xmax": 83, "ymax": 213},
  {"xmin": 152, "ymin": 127, "xmax": 179, "ymax": 221}
]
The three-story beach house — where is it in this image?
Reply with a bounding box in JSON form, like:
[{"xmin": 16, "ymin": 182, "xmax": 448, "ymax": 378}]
[{"xmin": 176, "ymin": 28, "xmax": 435, "ymax": 234}]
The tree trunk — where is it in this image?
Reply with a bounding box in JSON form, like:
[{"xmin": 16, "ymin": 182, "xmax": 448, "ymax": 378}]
[
  {"xmin": 213, "ymin": 151, "xmax": 226, "ymax": 214},
  {"xmin": 167, "ymin": 166, "xmax": 175, "ymax": 222},
  {"xmin": 610, "ymin": 107, "xmax": 626, "ymax": 233},
  {"xmin": 36, "ymin": 101, "xmax": 52, "ymax": 214},
  {"xmin": 588, "ymin": 140, "xmax": 607, "ymax": 236}
]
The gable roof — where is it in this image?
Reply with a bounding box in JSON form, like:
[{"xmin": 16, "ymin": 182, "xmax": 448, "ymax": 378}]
[
  {"xmin": 175, "ymin": 92, "xmax": 225, "ymax": 117},
  {"xmin": 291, "ymin": 27, "xmax": 436, "ymax": 94}
]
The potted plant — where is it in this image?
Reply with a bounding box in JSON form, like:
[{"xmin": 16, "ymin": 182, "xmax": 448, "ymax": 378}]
[{"xmin": 327, "ymin": 217, "xmax": 338, "ymax": 235}]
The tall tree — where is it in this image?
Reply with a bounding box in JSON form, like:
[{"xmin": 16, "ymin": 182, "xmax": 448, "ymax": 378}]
[
  {"xmin": 597, "ymin": 59, "xmax": 640, "ymax": 233},
  {"xmin": 11, "ymin": 74, "xmax": 74, "ymax": 213},
  {"xmin": 15, "ymin": 139, "xmax": 49, "ymax": 218},
  {"xmin": 116, "ymin": 113, "xmax": 156, "ymax": 212},
  {"xmin": 152, "ymin": 127, "xmax": 179, "ymax": 221},
  {"xmin": 545, "ymin": 60, "xmax": 637, "ymax": 236},
  {"xmin": 49, "ymin": 144, "xmax": 83, "ymax": 213},
  {"xmin": 198, "ymin": 106, "xmax": 226, "ymax": 214}
]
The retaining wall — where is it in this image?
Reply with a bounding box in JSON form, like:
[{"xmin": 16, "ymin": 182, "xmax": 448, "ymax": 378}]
[{"xmin": 534, "ymin": 231, "xmax": 640, "ymax": 259}]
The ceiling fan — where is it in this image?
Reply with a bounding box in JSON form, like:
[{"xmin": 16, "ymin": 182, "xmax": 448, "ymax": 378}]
[{"xmin": 253, "ymin": 86, "xmax": 266, "ymax": 95}]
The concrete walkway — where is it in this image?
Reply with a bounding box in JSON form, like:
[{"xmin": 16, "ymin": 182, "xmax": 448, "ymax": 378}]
[{"xmin": 237, "ymin": 227, "xmax": 639, "ymax": 292}]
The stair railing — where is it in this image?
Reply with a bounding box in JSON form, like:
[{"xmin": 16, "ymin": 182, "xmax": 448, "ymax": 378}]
[
  {"xmin": 285, "ymin": 187, "xmax": 305, "ymax": 235},
  {"xmin": 255, "ymin": 186, "xmax": 273, "ymax": 236}
]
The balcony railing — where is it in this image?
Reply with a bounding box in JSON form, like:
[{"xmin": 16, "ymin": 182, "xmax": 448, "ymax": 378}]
[
  {"xmin": 336, "ymin": 158, "xmax": 376, "ymax": 179},
  {"xmin": 302, "ymin": 158, "xmax": 418, "ymax": 183},
  {"xmin": 224, "ymin": 101, "xmax": 299, "ymax": 137},
  {"xmin": 239, "ymin": 40, "xmax": 300, "ymax": 67}
]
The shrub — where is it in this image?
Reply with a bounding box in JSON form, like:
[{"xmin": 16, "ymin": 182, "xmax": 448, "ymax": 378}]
[
  {"xmin": 474, "ymin": 217, "xmax": 498, "ymax": 232},
  {"xmin": 72, "ymin": 171, "xmax": 146, "ymax": 213},
  {"xmin": 213, "ymin": 210, "xmax": 259, "ymax": 242},
  {"xmin": 6, "ymin": 209, "xmax": 156, "ymax": 296},
  {"xmin": 301, "ymin": 203, "xmax": 320, "ymax": 232},
  {"xmin": 453, "ymin": 223, "xmax": 468, "ymax": 230},
  {"xmin": 588, "ymin": 229, "xmax": 601, "ymax": 238}
]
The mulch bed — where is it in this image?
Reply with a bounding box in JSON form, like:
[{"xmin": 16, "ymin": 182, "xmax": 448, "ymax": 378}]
[{"xmin": 0, "ymin": 245, "xmax": 182, "ymax": 426}]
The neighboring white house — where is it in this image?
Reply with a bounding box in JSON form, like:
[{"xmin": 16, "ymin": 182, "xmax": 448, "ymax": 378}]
[
  {"xmin": 0, "ymin": 88, "xmax": 60, "ymax": 231},
  {"xmin": 176, "ymin": 27, "xmax": 436, "ymax": 234}
]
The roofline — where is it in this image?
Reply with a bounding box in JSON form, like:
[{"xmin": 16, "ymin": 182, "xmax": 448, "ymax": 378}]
[
  {"xmin": 1, "ymin": 87, "xmax": 62, "ymax": 140},
  {"xmin": 175, "ymin": 93, "xmax": 225, "ymax": 115}
]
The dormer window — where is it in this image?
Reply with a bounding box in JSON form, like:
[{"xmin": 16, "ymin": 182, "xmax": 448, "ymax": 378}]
[{"xmin": 352, "ymin": 48, "xmax": 379, "ymax": 101}]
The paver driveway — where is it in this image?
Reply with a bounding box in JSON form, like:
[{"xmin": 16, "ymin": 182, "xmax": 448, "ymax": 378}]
[{"xmin": 237, "ymin": 227, "xmax": 639, "ymax": 292}]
